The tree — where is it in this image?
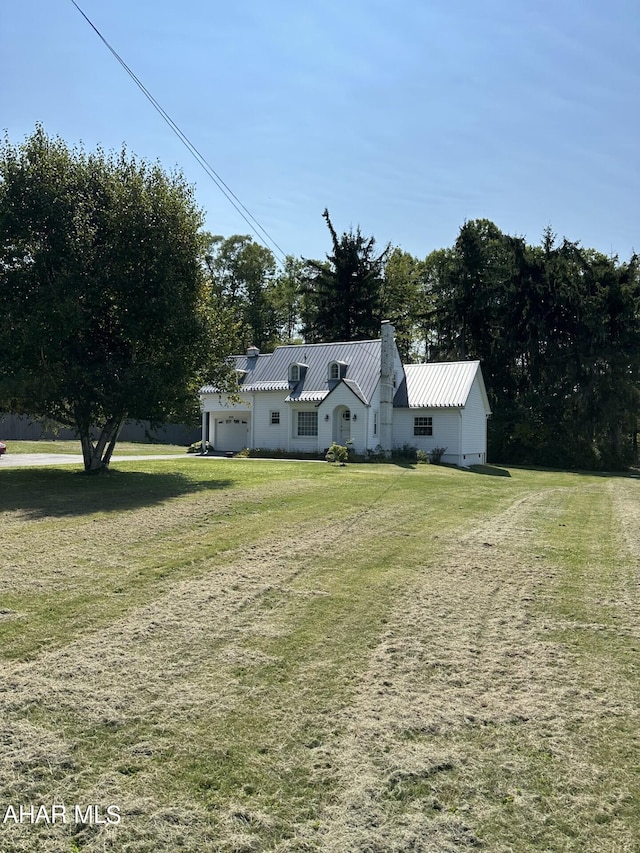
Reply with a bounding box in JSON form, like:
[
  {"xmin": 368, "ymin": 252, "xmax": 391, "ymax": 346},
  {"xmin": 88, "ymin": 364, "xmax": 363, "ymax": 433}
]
[
  {"xmin": 0, "ymin": 126, "xmax": 232, "ymax": 473},
  {"xmin": 204, "ymin": 234, "xmax": 277, "ymax": 351},
  {"xmin": 268, "ymin": 254, "xmax": 304, "ymax": 344},
  {"xmin": 380, "ymin": 247, "xmax": 423, "ymax": 361},
  {"xmin": 302, "ymin": 209, "xmax": 390, "ymax": 342},
  {"xmin": 429, "ymin": 218, "xmax": 640, "ymax": 468}
]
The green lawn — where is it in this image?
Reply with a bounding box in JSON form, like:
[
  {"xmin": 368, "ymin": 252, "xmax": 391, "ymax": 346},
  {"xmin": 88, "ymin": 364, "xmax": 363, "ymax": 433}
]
[
  {"xmin": 0, "ymin": 458, "xmax": 638, "ymax": 852},
  {"xmin": 2, "ymin": 439, "xmax": 186, "ymax": 455}
]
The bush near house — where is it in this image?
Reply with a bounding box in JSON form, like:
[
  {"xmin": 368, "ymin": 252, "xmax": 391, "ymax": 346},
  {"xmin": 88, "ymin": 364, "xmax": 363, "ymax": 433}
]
[{"xmin": 325, "ymin": 443, "xmax": 349, "ymax": 465}]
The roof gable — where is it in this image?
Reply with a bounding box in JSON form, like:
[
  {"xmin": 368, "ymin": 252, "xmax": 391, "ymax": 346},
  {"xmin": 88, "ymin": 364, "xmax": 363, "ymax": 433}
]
[{"xmin": 395, "ymin": 361, "xmax": 488, "ymax": 409}]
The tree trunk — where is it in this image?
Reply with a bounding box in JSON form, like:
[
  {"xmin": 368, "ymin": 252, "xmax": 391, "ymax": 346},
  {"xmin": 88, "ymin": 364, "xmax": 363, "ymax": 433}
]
[{"xmin": 77, "ymin": 415, "xmax": 126, "ymax": 473}]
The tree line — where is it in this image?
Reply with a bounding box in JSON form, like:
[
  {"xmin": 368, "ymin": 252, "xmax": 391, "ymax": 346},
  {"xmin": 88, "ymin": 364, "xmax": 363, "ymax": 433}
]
[
  {"xmin": 208, "ymin": 213, "xmax": 640, "ymax": 470},
  {"xmin": 1, "ymin": 127, "xmax": 638, "ymax": 470}
]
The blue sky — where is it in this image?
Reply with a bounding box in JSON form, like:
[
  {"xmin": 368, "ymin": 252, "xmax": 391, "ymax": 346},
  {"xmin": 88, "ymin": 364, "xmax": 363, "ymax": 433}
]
[{"xmin": 2, "ymin": 0, "xmax": 638, "ymax": 264}]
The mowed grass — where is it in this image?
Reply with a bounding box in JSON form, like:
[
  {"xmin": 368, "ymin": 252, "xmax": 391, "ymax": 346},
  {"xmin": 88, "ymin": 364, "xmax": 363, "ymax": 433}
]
[
  {"xmin": 0, "ymin": 458, "xmax": 638, "ymax": 852},
  {"xmin": 2, "ymin": 439, "xmax": 186, "ymax": 455}
]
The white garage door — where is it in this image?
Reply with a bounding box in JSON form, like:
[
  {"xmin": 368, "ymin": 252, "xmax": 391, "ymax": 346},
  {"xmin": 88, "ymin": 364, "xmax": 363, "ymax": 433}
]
[{"xmin": 215, "ymin": 416, "xmax": 250, "ymax": 452}]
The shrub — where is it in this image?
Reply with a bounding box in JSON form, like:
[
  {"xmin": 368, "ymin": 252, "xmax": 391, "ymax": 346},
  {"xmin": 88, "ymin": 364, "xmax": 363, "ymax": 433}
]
[
  {"xmin": 367, "ymin": 445, "xmax": 386, "ymax": 462},
  {"xmin": 245, "ymin": 448, "xmax": 324, "ymax": 460},
  {"xmin": 187, "ymin": 440, "xmax": 213, "ymax": 454},
  {"xmin": 429, "ymin": 446, "xmax": 447, "ymax": 464},
  {"xmin": 391, "ymin": 443, "xmax": 418, "ymax": 461},
  {"xmin": 416, "ymin": 449, "xmax": 429, "ymax": 464},
  {"xmin": 325, "ymin": 442, "xmax": 349, "ymax": 465}
]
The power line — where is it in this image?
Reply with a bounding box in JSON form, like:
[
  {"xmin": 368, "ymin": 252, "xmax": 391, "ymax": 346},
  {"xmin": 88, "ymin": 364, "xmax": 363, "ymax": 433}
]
[{"xmin": 68, "ymin": 0, "xmax": 287, "ymax": 263}]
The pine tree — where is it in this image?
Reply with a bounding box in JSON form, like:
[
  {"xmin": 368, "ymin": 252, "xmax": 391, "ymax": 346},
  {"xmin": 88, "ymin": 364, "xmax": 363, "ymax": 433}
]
[{"xmin": 302, "ymin": 209, "xmax": 389, "ymax": 342}]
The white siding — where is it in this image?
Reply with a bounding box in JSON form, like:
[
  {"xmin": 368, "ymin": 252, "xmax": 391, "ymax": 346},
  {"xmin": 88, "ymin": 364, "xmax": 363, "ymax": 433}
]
[
  {"xmin": 250, "ymin": 392, "xmax": 290, "ymax": 450},
  {"xmin": 460, "ymin": 377, "xmax": 488, "ymax": 464},
  {"xmin": 317, "ymin": 384, "xmax": 368, "ymax": 453},
  {"xmin": 201, "ymin": 392, "xmax": 252, "ymax": 413},
  {"xmin": 392, "ymin": 409, "xmax": 462, "ymax": 465}
]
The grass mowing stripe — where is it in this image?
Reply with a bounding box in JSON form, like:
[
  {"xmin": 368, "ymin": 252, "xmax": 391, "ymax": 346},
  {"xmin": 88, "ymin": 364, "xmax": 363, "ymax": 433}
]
[{"xmin": 3, "ymin": 461, "xmax": 637, "ymax": 852}]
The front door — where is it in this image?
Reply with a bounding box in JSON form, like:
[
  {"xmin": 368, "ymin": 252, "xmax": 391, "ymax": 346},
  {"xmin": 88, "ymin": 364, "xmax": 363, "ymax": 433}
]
[{"xmin": 339, "ymin": 409, "xmax": 351, "ymax": 445}]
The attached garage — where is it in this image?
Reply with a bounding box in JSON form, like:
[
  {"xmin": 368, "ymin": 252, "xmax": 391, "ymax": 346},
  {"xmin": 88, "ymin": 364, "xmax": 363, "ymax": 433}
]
[{"xmin": 214, "ymin": 415, "xmax": 250, "ymax": 452}]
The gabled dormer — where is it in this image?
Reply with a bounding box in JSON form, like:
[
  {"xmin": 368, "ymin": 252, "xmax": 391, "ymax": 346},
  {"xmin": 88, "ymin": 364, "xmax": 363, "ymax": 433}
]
[
  {"xmin": 328, "ymin": 360, "xmax": 348, "ymax": 381},
  {"xmin": 289, "ymin": 362, "xmax": 308, "ymax": 383}
]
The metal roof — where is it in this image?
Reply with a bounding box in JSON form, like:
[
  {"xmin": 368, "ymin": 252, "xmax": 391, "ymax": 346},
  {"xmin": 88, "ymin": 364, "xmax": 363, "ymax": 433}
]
[
  {"xmin": 285, "ymin": 390, "xmax": 328, "ymax": 402},
  {"xmin": 395, "ymin": 361, "xmax": 481, "ymax": 408},
  {"xmin": 202, "ymin": 339, "xmax": 383, "ymax": 404},
  {"xmin": 201, "ymin": 344, "xmax": 488, "ymax": 413}
]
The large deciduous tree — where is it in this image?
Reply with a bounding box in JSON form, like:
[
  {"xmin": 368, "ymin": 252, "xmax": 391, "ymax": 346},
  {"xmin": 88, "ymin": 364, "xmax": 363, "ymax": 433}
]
[{"xmin": 0, "ymin": 126, "xmax": 230, "ymax": 472}]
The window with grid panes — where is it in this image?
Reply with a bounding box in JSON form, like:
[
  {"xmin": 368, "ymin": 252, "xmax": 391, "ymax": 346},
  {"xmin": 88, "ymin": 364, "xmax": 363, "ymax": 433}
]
[
  {"xmin": 414, "ymin": 416, "xmax": 433, "ymax": 436},
  {"xmin": 297, "ymin": 411, "xmax": 318, "ymax": 436}
]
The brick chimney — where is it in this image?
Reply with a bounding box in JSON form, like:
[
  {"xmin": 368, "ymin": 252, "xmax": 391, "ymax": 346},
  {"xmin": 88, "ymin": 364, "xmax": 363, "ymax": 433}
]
[{"xmin": 379, "ymin": 320, "xmax": 395, "ymax": 454}]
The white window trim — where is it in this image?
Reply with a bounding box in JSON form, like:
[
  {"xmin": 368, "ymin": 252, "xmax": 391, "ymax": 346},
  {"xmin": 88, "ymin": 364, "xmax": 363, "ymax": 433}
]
[
  {"xmin": 414, "ymin": 416, "xmax": 433, "ymax": 436},
  {"xmin": 289, "ymin": 362, "xmax": 307, "ymax": 382},
  {"xmin": 295, "ymin": 410, "xmax": 318, "ymax": 437}
]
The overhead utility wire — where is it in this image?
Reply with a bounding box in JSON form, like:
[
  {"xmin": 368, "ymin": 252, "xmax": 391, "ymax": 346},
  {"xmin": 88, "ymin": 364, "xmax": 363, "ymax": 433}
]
[{"xmin": 69, "ymin": 0, "xmax": 287, "ymax": 263}]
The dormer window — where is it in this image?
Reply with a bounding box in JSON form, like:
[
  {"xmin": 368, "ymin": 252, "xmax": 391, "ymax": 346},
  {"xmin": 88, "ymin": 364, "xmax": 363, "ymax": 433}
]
[
  {"xmin": 289, "ymin": 363, "xmax": 306, "ymax": 382},
  {"xmin": 328, "ymin": 360, "xmax": 348, "ymax": 381}
]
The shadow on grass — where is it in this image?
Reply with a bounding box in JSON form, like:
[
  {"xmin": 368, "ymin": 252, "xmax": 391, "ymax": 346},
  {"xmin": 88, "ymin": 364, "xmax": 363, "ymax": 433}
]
[
  {"xmin": 468, "ymin": 464, "xmax": 512, "ymax": 477},
  {"xmin": 0, "ymin": 468, "xmax": 234, "ymax": 518},
  {"xmin": 505, "ymin": 464, "xmax": 637, "ymax": 478}
]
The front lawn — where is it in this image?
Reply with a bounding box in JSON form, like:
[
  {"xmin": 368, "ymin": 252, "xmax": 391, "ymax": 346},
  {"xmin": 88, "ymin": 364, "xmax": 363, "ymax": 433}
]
[
  {"xmin": 0, "ymin": 459, "xmax": 638, "ymax": 851},
  {"xmin": 1, "ymin": 439, "xmax": 186, "ymax": 455}
]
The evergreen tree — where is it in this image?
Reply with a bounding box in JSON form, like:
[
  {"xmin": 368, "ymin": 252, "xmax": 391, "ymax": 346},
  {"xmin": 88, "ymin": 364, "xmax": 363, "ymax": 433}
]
[
  {"xmin": 430, "ymin": 219, "xmax": 640, "ymax": 469},
  {"xmin": 302, "ymin": 209, "xmax": 389, "ymax": 342}
]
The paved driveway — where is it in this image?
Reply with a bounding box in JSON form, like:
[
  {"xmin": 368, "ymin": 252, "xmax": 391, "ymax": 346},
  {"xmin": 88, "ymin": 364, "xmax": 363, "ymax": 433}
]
[{"xmin": 0, "ymin": 454, "xmax": 187, "ymax": 468}]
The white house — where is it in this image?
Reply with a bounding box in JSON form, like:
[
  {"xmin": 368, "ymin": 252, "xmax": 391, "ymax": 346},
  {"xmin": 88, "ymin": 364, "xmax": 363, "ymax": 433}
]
[{"xmin": 199, "ymin": 321, "xmax": 491, "ymax": 467}]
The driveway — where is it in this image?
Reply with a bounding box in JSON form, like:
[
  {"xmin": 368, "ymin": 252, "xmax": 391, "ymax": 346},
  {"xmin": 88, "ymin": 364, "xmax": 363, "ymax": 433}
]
[{"xmin": 0, "ymin": 454, "xmax": 188, "ymax": 468}]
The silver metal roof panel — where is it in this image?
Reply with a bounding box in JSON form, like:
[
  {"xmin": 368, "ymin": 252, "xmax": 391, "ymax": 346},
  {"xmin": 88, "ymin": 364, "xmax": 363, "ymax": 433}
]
[{"xmin": 396, "ymin": 361, "xmax": 480, "ymax": 408}]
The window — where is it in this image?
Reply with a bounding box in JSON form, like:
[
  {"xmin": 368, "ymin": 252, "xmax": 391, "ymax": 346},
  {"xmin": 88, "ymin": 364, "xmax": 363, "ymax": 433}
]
[
  {"xmin": 328, "ymin": 361, "xmax": 348, "ymax": 380},
  {"xmin": 270, "ymin": 411, "xmax": 280, "ymax": 425},
  {"xmin": 414, "ymin": 416, "xmax": 433, "ymax": 436},
  {"xmin": 297, "ymin": 411, "xmax": 318, "ymax": 436},
  {"xmin": 289, "ymin": 362, "xmax": 307, "ymax": 382},
  {"xmin": 373, "ymin": 411, "xmax": 378, "ymax": 436}
]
